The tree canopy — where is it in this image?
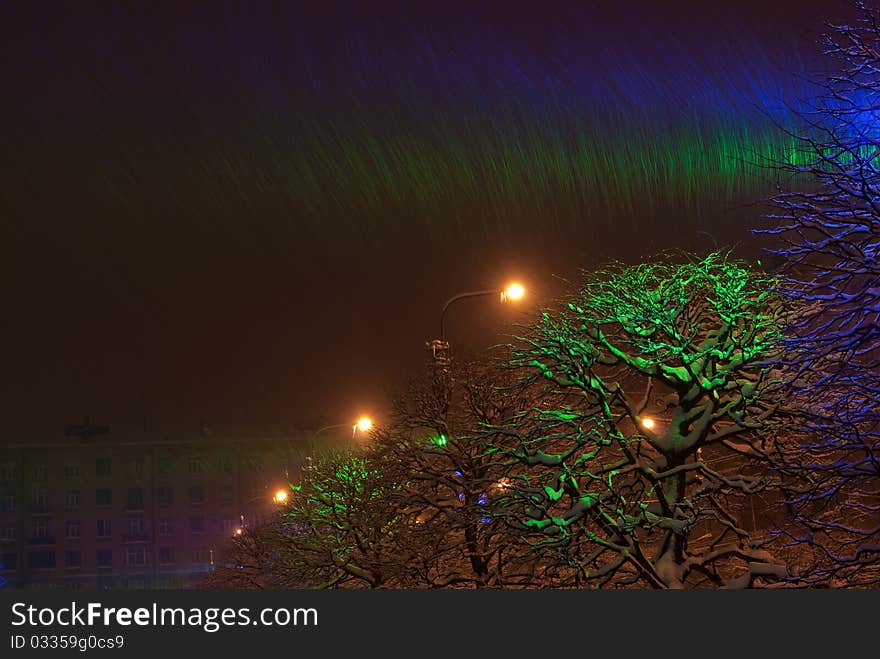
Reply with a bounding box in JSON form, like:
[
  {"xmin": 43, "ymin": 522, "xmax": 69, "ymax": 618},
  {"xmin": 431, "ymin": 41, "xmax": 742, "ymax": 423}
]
[{"xmin": 497, "ymin": 253, "xmax": 795, "ymax": 587}]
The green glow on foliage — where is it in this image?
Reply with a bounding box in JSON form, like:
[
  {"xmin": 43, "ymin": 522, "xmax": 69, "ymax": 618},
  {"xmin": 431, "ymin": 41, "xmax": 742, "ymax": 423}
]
[
  {"xmin": 431, "ymin": 434, "xmax": 449, "ymax": 448},
  {"xmin": 544, "ymin": 484, "xmax": 565, "ymax": 502},
  {"xmin": 334, "ymin": 462, "xmax": 367, "ymax": 485},
  {"xmin": 508, "ymin": 251, "xmax": 786, "ymax": 573},
  {"xmin": 579, "ymin": 493, "xmax": 599, "ymax": 508}
]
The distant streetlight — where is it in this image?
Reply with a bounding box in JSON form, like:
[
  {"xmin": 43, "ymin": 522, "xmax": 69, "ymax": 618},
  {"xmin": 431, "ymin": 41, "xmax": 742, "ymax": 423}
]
[
  {"xmin": 429, "ymin": 282, "xmax": 527, "ymax": 364},
  {"xmin": 314, "ymin": 415, "xmax": 374, "ymax": 440},
  {"xmin": 354, "ymin": 416, "xmax": 371, "ymax": 432},
  {"xmin": 640, "ymin": 417, "xmax": 656, "ymax": 430},
  {"xmin": 238, "ymin": 485, "xmax": 290, "ymax": 531},
  {"xmin": 501, "ymin": 282, "xmax": 525, "ymax": 302}
]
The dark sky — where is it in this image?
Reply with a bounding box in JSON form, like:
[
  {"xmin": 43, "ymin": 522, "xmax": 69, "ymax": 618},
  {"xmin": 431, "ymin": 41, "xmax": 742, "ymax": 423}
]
[{"xmin": 0, "ymin": 1, "xmax": 850, "ymax": 435}]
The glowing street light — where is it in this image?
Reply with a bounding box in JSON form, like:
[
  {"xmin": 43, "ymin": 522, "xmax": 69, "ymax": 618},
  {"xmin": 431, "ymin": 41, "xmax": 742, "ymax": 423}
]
[
  {"xmin": 640, "ymin": 417, "xmax": 656, "ymax": 430},
  {"xmin": 314, "ymin": 415, "xmax": 375, "ymax": 441},
  {"xmin": 355, "ymin": 416, "xmax": 373, "ymax": 434},
  {"xmin": 501, "ymin": 282, "xmax": 525, "ymax": 302},
  {"xmin": 238, "ymin": 486, "xmax": 292, "ymax": 530},
  {"xmin": 430, "ymin": 281, "xmax": 528, "ymax": 364}
]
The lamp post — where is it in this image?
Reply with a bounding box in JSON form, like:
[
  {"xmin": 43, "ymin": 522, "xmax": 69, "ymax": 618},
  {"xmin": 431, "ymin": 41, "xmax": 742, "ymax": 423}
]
[
  {"xmin": 313, "ymin": 416, "xmax": 374, "ymax": 441},
  {"xmin": 429, "ymin": 282, "xmax": 526, "ymax": 365},
  {"xmin": 236, "ymin": 487, "xmax": 289, "ymax": 535}
]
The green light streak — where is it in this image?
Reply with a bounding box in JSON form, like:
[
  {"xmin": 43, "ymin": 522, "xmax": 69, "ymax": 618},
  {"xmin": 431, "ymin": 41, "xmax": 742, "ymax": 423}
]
[{"xmin": 272, "ymin": 112, "xmax": 819, "ymax": 238}]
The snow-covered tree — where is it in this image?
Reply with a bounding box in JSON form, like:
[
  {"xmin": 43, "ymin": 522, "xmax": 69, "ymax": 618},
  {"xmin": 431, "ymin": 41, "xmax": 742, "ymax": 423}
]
[
  {"xmin": 373, "ymin": 361, "xmax": 530, "ymax": 587},
  {"xmin": 496, "ymin": 253, "xmax": 796, "ymax": 588},
  {"xmin": 202, "ymin": 518, "xmax": 305, "ymax": 589},
  {"xmin": 276, "ymin": 448, "xmax": 427, "ymax": 588},
  {"xmin": 763, "ymin": 0, "xmax": 880, "ymax": 586},
  {"xmin": 204, "ymin": 448, "xmax": 430, "ymax": 589}
]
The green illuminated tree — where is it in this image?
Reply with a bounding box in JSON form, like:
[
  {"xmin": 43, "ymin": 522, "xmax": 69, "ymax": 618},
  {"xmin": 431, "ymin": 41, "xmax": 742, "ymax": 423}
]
[
  {"xmin": 204, "ymin": 448, "xmax": 426, "ymax": 590},
  {"xmin": 275, "ymin": 448, "xmax": 427, "ymax": 588},
  {"xmin": 497, "ymin": 253, "xmax": 796, "ymax": 588}
]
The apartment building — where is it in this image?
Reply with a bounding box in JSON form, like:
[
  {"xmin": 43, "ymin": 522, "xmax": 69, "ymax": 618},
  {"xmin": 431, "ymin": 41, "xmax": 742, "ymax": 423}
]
[{"xmin": 0, "ymin": 428, "xmax": 314, "ymax": 589}]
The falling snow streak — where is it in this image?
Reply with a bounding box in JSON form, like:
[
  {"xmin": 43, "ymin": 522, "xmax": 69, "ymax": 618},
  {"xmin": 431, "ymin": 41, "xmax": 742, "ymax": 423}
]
[
  {"xmin": 188, "ymin": 27, "xmax": 825, "ymax": 245},
  {"xmin": 278, "ymin": 117, "xmax": 810, "ymax": 225},
  {"xmin": 3, "ymin": 4, "xmax": 830, "ymax": 248}
]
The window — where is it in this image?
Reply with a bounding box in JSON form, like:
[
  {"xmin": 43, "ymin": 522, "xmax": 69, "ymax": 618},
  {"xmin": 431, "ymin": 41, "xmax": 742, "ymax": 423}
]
[
  {"xmin": 64, "ymin": 550, "xmax": 81, "ymax": 569},
  {"xmin": 65, "ymin": 520, "xmax": 80, "ymax": 540},
  {"xmin": 125, "ymin": 546, "xmax": 147, "ymax": 566},
  {"xmin": 1, "ymin": 526, "xmax": 16, "ymax": 541},
  {"xmin": 28, "ymin": 550, "xmax": 55, "ymax": 569},
  {"xmin": 96, "ymin": 519, "xmax": 112, "ymax": 539},
  {"xmin": 32, "ymin": 489, "xmax": 49, "ymax": 513},
  {"xmin": 189, "ymin": 516, "xmax": 205, "ymax": 535},
  {"xmin": 65, "ymin": 490, "xmax": 80, "ymax": 510},
  {"xmin": 31, "ymin": 518, "xmax": 48, "ymax": 538},
  {"xmin": 248, "ymin": 456, "xmax": 263, "ymax": 472},
  {"xmin": 159, "ymin": 547, "xmax": 174, "ymax": 565},
  {"xmin": 188, "ymin": 456, "xmax": 203, "ymax": 475},
  {"xmin": 126, "ymin": 488, "xmax": 144, "ymax": 511},
  {"xmin": 63, "ymin": 464, "xmax": 80, "ymax": 480},
  {"xmin": 156, "ymin": 456, "xmax": 171, "ymax": 477},
  {"xmin": 1, "ymin": 553, "xmax": 17, "ymax": 570},
  {"xmin": 96, "ymin": 575, "xmax": 114, "ymax": 589},
  {"xmin": 127, "ymin": 517, "xmax": 144, "ymax": 535},
  {"xmin": 188, "ymin": 485, "xmax": 204, "ymax": 505},
  {"xmin": 32, "ymin": 464, "xmax": 48, "ymax": 482},
  {"xmin": 95, "ymin": 489, "xmax": 112, "ymax": 508},
  {"xmin": 219, "ymin": 484, "xmax": 233, "ymax": 504},
  {"xmin": 156, "ymin": 486, "xmax": 173, "ymax": 507},
  {"xmin": 158, "ymin": 519, "xmax": 173, "ymax": 537},
  {"xmin": 96, "ymin": 549, "xmax": 112, "ymax": 568},
  {"xmin": 0, "ymin": 494, "xmax": 15, "ymax": 513},
  {"xmin": 0, "ymin": 463, "xmax": 17, "ymax": 481},
  {"xmin": 95, "ymin": 458, "xmax": 111, "ymax": 478},
  {"xmin": 127, "ymin": 459, "xmax": 144, "ymax": 480},
  {"xmin": 218, "ymin": 455, "xmax": 233, "ymax": 473},
  {"xmin": 191, "ymin": 548, "xmax": 208, "ymax": 564}
]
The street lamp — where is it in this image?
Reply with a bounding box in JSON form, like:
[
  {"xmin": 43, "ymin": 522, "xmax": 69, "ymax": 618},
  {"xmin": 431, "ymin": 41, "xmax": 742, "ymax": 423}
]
[
  {"xmin": 501, "ymin": 282, "xmax": 525, "ymax": 302},
  {"xmin": 429, "ymin": 282, "xmax": 526, "ymax": 364},
  {"xmin": 238, "ymin": 486, "xmax": 290, "ymax": 532},
  {"xmin": 355, "ymin": 416, "xmax": 373, "ymax": 434},
  {"xmin": 313, "ymin": 415, "xmax": 374, "ymax": 440}
]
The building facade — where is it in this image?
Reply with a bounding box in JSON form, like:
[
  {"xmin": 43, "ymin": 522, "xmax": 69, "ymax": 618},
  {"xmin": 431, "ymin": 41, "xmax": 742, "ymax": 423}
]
[{"xmin": 0, "ymin": 430, "xmax": 313, "ymax": 589}]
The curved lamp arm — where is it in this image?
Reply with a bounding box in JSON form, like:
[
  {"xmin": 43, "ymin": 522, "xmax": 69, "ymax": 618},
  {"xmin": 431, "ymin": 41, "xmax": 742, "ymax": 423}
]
[
  {"xmin": 439, "ymin": 289, "xmax": 501, "ymax": 341},
  {"xmin": 314, "ymin": 418, "xmax": 373, "ymax": 440},
  {"xmin": 313, "ymin": 423, "xmax": 347, "ymax": 439}
]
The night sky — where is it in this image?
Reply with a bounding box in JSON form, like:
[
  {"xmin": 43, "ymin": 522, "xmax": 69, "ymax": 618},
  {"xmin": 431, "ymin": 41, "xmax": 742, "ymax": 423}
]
[{"xmin": 0, "ymin": 1, "xmax": 849, "ymax": 435}]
